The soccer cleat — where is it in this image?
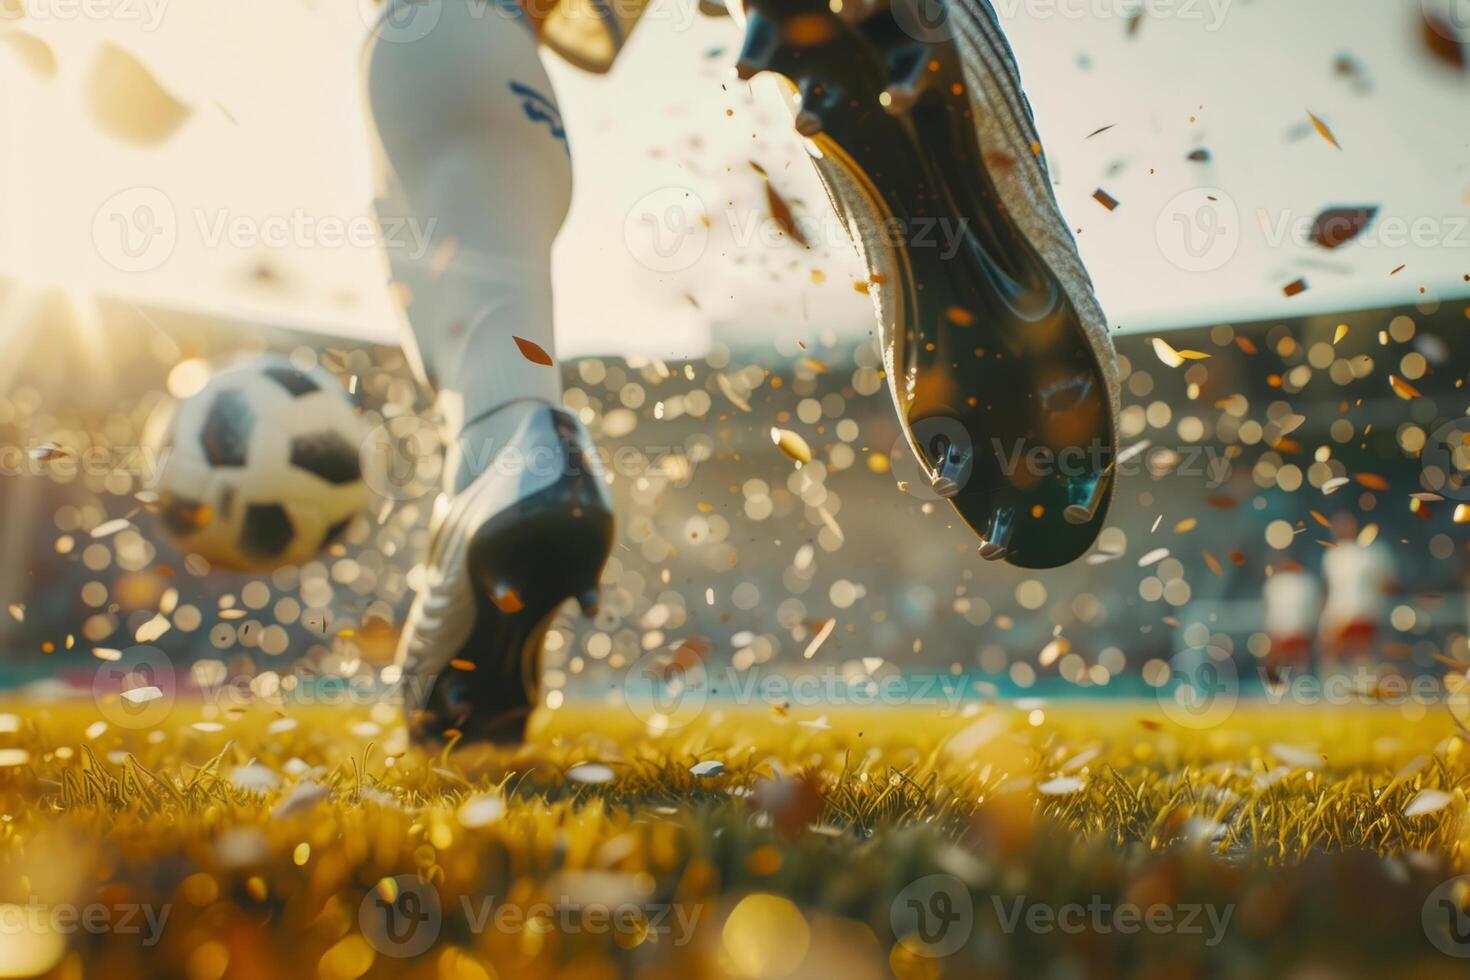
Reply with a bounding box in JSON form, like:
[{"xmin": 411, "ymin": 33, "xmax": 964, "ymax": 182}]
[
  {"xmin": 397, "ymin": 401, "xmax": 613, "ymax": 744},
  {"xmin": 732, "ymin": 0, "xmax": 1119, "ymax": 568}
]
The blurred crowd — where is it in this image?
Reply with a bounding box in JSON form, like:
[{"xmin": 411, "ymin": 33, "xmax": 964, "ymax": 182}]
[{"xmin": 0, "ymin": 291, "xmax": 1466, "ymax": 714}]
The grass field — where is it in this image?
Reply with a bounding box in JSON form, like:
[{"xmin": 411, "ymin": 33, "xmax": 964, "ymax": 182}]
[{"xmin": 2, "ymin": 700, "xmax": 1470, "ymax": 978}]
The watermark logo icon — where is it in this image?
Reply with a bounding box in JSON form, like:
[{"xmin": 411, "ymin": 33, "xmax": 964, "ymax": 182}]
[
  {"xmin": 892, "ymin": 0, "xmax": 955, "ymax": 43},
  {"xmin": 890, "ymin": 416, "xmax": 975, "ymax": 501},
  {"xmin": 92, "ymin": 645, "xmax": 176, "ymax": 730},
  {"xmin": 361, "ymin": 414, "xmax": 441, "ymax": 502},
  {"xmin": 1156, "ymin": 187, "xmax": 1239, "ymax": 273},
  {"xmin": 93, "ymin": 187, "xmax": 177, "ymax": 273},
  {"xmin": 360, "ymin": 876, "xmax": 442, "ymax": 958},
  {"xmin": 890, "ymin": 874, "xmax": 973, "ymax": 958},
  {"xmin": 1421, "ymin": 418, "xmax": 1470, "ymax": 502},
  {"xmin": 366, "ymin": 0, "xmax": 443, "ymax": 42},
  {"xmin": 624, "ymin": 187, "xmax": 709, "ymax": 273},
  {"xmin": 622, "ymin": 648, "xmax": 711, "ymax": 731},
  {"xmin": 1423, "ymin": 876, "xmax": 1470, "ymax": 957},
  {"xmin": 1424, "ymin": 0, "xmax": 1470, "ymax": 39},
  {"xmin": 1157, "ymin": 647, "xmax": 1237, "ymax": 729}
]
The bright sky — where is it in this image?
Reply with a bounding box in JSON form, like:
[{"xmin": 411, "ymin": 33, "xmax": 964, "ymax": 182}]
[{"xmin": 1, "ymin": 0, "xmax": 1467, "ymax": 360}]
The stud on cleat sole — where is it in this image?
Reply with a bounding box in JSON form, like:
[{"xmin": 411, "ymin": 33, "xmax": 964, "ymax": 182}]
[
  {"xmin": 978, "ymin": 504, "xmax": 1014, "ymax": 561},
  {"xmin": 735, "ymin": 9, "xmax": 782, "ymax": 80},
  {"xmin": 1063, "ymin": 470, "xmax": 1111, "ymax": 526},
  {"xmin": 794, "ymin": 108, "xmax": 824, "ymax": 137}
]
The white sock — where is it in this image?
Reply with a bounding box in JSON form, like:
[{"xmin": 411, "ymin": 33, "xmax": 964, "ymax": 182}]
[{"xmin": 364, "ymin": 0, "xmax": 571, "ymax": 479}]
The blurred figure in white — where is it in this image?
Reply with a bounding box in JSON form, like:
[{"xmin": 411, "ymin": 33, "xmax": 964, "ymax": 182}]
[
  {"xmin": 1262, "ymin": 568, "xmax": 1323, "ymax": 681},
  {"xmin": 1321, "ymin": 514, "xmax": 1397, "ymax": 671}
]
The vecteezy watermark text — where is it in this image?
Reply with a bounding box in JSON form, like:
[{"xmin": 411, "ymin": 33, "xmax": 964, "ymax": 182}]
[
  {"xmin": 992, "ymin": 895, "xmax": 1233, "ymax": 945},
  {"xmin": 0, "ymin": 442, "xmax": 170, "ymax": 487},
  {"xmin": 623, "ymin": 658, "xmax": 970, "ymax": 730},
  {"xmin": 0, "ymin": 900, "xmax": 171, "ymax": 947},
  {"xmin": 358, "ymin": 875, "xmax": 702, "ymax": 958},
  {"xmin": 623, "ymin": 185, "xmax": 969, "ymax": 274},
  {"xmin": 993, "ymin": 438, "xmax": 1231, "ymax": 489},
  {"xmin": 93, "ymin": 187, "xmax": 439, "ymax": 274}
]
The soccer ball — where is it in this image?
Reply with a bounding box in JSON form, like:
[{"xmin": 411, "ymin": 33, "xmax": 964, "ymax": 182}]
[{"xmin": 146, "ymin": 354, "xmax": 370, "ymax": 572}]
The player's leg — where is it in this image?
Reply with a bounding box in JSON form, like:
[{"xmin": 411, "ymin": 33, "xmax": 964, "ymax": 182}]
[
  {"xmin": 365, "ymin": 0, "xmax": 570, "ymax": 488},
  {"xmin": 730, "ymin": 0, "xmax": 1118, "ymax": 569},
  {"xmin": 363, "ymin": 0, "xmax": 612, "ymax": 743}
]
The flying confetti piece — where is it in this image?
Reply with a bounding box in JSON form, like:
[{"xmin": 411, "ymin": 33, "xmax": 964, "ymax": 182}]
[
  {"xmin": 1404, "ymin": 788, "xmax": 1453, "ymax": 817},
  {"xmin": 1203, "ymin": 551, "xmax": 1224, "ymax": 576},
  {"xmin": 1138, "ymin": 547, "xmax": 1169, "ymax": 567},
  {"xmin": 29, "ymin": 443, "xmax": 66, "ymax": 462},
  {"xmin": 424, "ymin": 236, "xmax": 460, "ymax": 279},
  {"xmin": 717, "ymin": 373, "xmax": 751, "ymax": 412},
  {"xmin": 1310, "ymin": 207, "xmax": 1376, "ymax": 249},
  {"xmin": 87, "ymin": 42, "xmax": 191, "ymax": 145},
  {"xmin": 1422, "ymin": 13, "xmax": 1467, "ymax": 71},
  {"xmin": 569, "ymin": 763, "xmax": 616, "ymax": 785},
  {"xmin": 1092, "ymin": 189, "xmax": 1119, "ymax": 211},
  {"xmin": 751, "ymin": 774, "xmax": 825, "ymax": 837},
  {"xmin": 1307, "ymin": 111, "xmax": 1341, "ymax": 149},
  {"xmin": 90, "ymin": 518, "xmax": 132, "ymax": 539},
  {"xmin": 1333, "ymin": 323, "xmax": 1349, "ymax": 344},
  {"xmin": 1117, "ymin": 441, "xmax": 1150, "ymax": 466},
  {"xmin": 1270, "ymin": 743, "xmax": 1325, "ymax": 769},
  {"xmin": 802, "ymin": 618, "xmax": 836, "ymax": 660},
  {"xmin": 1283, "ymin": 278, "xmax": 1309, "ymax": 297},
  {"xmin": 764, "ymin": 183, "xmax": 810, "ymax": 248},
  {"xmin": 489, "ymin": 587, "xmax": 524, "ymax": 614},
  {"xmin": 135, "ymin": 613, "xmax": 170, "ymax": 643},
  {"xmin": 6, "ymin": 604, "xmax": 22, "ymax": 623},
  {"xmin": 1388, "ymin": 375, "xmax": 1422, "ymax": 400},
  {"xmin": 690, "ymin": 760, "xmax": 726, "ymax": 777},
  {"xmin": 0, "ymin": 30, "xmax": 56, "ymax": 79},
  {"xmin": 120, "ymin": 685, "xmax": 164, "ymax": 705},
  {"xmin": 1061, "ymin": 748, "xmax": 1100, "ymax": 773},
  {"xmin": 1150, "ymin": 338, "xmax": 1208, "ymax": 368},
  {"xmin": 512, "ymin": 336, "xmax": 554, "ymax": 366},
  {"xmin": 771, "ymin": 427, "xmax": 813, "ymax": 465},
  {"xmin": 1152, "ymin": 338, "xmax": 1185, "ymax": 368},
  {"xmin": 457, "ymin": 793, "xmax": 507, "ymax": 827},
  {"xmin": 272, "ymin": 781, "xmax": 330, "ymax": 820},
  {"xmin": 1039, "ymin": 776, "xmax": 1086, "ymax": 795},
  {"xmin": 1322, "ymin": 476, "xmax": 1350, "ymax": 494}
]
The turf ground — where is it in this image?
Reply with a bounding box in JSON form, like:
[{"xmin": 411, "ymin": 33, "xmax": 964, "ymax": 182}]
[{"xmin": 2, "ymin": 701, "xmax": 1469, "ymax": 978}]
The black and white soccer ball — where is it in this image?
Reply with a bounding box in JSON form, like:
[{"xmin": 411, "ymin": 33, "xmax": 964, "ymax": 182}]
[{"xmin": 146, "ymin": 354, "xmax": 370, "ymax": 571}]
